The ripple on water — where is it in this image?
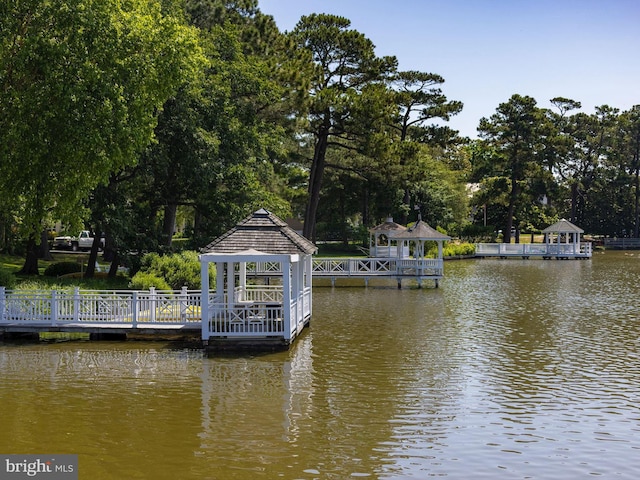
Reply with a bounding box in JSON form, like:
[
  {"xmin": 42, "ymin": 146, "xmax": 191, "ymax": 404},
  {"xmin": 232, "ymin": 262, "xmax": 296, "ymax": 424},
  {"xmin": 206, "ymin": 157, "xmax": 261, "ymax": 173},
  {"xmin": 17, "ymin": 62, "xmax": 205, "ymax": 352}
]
[{"xmin": 2, "ymin": 254, "xmax": 640, "ymax": 479}]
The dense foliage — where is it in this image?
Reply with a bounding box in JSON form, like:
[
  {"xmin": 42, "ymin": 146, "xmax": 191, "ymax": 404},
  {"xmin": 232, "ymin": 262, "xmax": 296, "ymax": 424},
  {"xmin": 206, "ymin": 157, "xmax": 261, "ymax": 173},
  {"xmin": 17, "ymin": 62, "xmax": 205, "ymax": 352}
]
[
  {"xmin": 0, "ymin": 269, "xmax": 16, "ymax": 288},
  {"xmin": 1, "ymin": 0, "xmax": 637, "ymax": 274},
  {"xmin": 472, "ymin": 97, "xmax": 640, "ymax": 239},
  {"xmin": 129, "ymin": 251, "xmax": 213, "ymax": 290},
  {"xmin": 0, "ymin": 0, "xmax": 204, "ymax": 273}
]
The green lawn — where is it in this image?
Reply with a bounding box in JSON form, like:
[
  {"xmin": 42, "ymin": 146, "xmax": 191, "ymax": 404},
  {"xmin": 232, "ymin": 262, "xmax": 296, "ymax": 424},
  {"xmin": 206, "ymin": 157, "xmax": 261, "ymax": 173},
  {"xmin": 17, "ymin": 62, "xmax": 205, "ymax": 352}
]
[
  {"xmin": 499, "ymin": 234, "xmax": 545, "ymax": 244},
  {"xmin": 0, "ymin": 253, "xmax": 23, "ymax": 272},
  {"xmin": 1, "ymin": 252, "xmax": 130, "ymax": 289}
]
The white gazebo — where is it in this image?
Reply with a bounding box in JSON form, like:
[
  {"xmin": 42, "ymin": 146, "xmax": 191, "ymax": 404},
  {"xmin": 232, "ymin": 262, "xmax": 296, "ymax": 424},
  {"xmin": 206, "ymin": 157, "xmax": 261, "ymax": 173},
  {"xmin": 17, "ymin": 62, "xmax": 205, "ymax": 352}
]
[
  {"xmin": 542, "ymin": 218, "xmax": 592, "ymax": 258},
  {"xmin": 395, "ymin": 218, "xmax": 451, "ymax": 260},
  {"xmin": 393, "ymin": 217, "xmax": 451, "ymax": 287},
  {"xmin": 369, "ymin": 217, "xmax": 409, "ymax": 258},
  {"xmin": 199, "ymin": 209, "xmax": 317, "ymax": 349},
  {"xmin": 475, "ymin": 218, "xmax": 592, "ymax": 259}
]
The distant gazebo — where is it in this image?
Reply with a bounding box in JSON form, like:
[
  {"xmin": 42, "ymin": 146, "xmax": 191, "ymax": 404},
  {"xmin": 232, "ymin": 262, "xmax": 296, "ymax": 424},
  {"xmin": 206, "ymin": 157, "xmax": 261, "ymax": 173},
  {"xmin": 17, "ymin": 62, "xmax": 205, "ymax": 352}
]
[
  {"xmin": 475, "ymin": 218, "xmax": 592, "ymax": 259},
  {"xmin": 394, "ymin": 218, "xmax": 451, "ymax": 287},
  {"xmin": 199, "ymin": 208, "xmax": 317, "ymax": 349},
  {"xmin": 395, "ymin": 218, "xmax": 451, "ymax": 260},
  {"xmin": 369, "ymin": 217, "xmax": 408, "ymax": 258},
  {"xmin": 542, "ymin": 219, "xmax": 590, "ymax": 257}
]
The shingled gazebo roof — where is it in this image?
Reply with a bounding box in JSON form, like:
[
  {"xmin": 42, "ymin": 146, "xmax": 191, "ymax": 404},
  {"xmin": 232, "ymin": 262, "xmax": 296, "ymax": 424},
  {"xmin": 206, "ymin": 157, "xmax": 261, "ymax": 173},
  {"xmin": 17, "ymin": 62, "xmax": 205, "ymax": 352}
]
[
  {"xmin": 395, "ymin": 220, "xmax": 451, "ymax": 241},
  {"xmin": 542, "ymin": 218, "xmax": 584, "ymax": 234},
  {"xmin": 202, "ymin": 208, "xmax": 317, "ymax": 255},
  {"xmin": 369, "ymin": 217, "xmax": 407, "ymax": 236}
]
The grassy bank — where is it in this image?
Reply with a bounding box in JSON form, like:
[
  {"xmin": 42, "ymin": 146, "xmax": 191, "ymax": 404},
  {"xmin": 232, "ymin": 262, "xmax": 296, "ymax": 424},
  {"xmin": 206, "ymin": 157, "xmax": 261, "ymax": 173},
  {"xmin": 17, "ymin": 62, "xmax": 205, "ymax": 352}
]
[{"xmin": 0, "ymin": 252, "xmax": 130, "ymax": 289}]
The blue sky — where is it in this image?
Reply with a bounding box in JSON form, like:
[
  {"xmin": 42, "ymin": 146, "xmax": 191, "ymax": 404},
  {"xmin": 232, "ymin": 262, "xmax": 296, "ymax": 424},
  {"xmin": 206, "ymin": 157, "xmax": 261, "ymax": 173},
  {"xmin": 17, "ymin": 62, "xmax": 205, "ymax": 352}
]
[{"xmin": 258, "ymin": 0, "xmax": 640, "ymax": 138}]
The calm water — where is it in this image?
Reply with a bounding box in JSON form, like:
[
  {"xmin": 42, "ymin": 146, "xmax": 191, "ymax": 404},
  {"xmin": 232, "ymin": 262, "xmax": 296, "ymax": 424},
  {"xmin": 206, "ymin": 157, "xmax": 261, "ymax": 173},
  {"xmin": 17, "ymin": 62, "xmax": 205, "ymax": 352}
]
[{"xmin": 1, "ymin": 251, "xmax": 640, "ymax": 479}]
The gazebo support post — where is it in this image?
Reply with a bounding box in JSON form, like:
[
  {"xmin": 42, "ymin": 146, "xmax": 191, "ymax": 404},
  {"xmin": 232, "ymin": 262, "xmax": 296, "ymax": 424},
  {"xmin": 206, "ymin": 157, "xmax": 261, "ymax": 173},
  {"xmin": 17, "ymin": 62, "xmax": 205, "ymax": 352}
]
[
  {"xmin": 216, "ymin": 262, "xmax": 224, "ymax": 301},
  {"xmin": 239, "ymin": 262, "xmax": 247, "ymax": 301},
  {"xmin": 200, "ymin": 261, "xmax": 210, "ymax": 341},
  {"xmin": 228, "ymin": 262, "xmax": 237, "ymax": 303},
  {"xmin": 283, "ymin": 259, "xmax": 292, "ymax": 341}
]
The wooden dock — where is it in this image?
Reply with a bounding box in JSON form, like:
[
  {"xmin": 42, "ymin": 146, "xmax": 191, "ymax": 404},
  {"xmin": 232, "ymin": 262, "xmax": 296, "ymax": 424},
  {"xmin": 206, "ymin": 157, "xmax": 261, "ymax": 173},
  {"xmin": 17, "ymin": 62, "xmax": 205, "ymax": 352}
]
[
  {"xmin": 0, "ymin": 285, "xmax": 306, "ymax": 348},
  {"xmin": 247, "ymin": 257, "xmax": 445, "ymax": 288},
  {"xmin": 603, "ymin": 238, "xmax": 640, "ymax": 249},
  {"xmin": 0, "ymin": 257, "xmax": 444, "ymax": 343},
  {"xmin": 475, "ymin": 242, "xmax": 592, "ymax": 259}
]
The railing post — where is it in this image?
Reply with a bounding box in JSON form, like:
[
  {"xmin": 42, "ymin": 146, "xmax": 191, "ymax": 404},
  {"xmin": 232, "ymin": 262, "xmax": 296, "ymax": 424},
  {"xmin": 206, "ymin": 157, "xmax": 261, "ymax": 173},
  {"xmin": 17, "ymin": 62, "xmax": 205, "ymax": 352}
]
[
  {"xmin": 132, "ymin": 291, "xmax": 138, "ymax": 328},
  {"xmin": 51, "ymin": 291, "xmax": 58, "ymax": 326},
  {"xmin": 149, "ymin": 287, "xmax": 156, "ymax": 323},
  {"xmin": 180, "ymin": 286, "xmax": 188, "ymax": 322},
  {"xmin": 73, "ymin": 287, "xmax": 80, "ymax": 323},
  {"xmin": 0, "ymin": 286, "xmax": 5, "ymax": 324}
]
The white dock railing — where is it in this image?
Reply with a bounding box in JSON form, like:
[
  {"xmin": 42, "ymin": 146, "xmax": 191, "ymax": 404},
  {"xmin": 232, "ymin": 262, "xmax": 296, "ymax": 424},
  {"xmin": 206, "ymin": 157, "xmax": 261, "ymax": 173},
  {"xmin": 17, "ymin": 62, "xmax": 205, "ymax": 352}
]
[
  {"xmin": 0, "ymin": 287, "xmax": 202, "ymax": 327},
  {"xmin": 248, "ymin": 258, "xmax": 444, "ymax": 277},
  {"xmin": 312, "ymin": 257, "xmax": 444, "ymax": 277},
  {"xmin": 475, "ymin": 242, "xmax": 592, "ymax": 257},
  {"xmin": 2, "ymin": 284, "xmax": 310, "ymax": 341}
]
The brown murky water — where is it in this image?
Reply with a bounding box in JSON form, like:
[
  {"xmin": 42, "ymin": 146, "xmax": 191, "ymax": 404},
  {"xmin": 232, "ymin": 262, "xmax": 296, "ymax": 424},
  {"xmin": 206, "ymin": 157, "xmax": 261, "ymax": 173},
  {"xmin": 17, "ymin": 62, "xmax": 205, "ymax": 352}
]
[{"xmin": 1, "ymin": 251, "xmax": 639, "ymax": 479}]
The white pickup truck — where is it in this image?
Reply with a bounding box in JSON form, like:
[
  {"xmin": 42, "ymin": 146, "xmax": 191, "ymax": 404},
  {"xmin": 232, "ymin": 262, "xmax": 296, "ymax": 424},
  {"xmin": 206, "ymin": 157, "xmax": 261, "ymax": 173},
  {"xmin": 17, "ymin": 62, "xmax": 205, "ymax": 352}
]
[{"xmin": 53, "ymin": 230, "xmax": 105, "ymax": 251}]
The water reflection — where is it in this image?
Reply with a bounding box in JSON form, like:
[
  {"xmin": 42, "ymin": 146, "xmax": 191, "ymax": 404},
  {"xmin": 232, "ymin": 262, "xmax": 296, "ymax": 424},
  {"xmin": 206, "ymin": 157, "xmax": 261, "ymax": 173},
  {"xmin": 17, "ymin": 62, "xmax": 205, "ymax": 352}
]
[
  {"xmin": 1, "ymin": 252, "xmax": 640, "ymax": 479},
  {"xmin": 198, "ymin": 335, "xmax": 313, "ymax": 478}
]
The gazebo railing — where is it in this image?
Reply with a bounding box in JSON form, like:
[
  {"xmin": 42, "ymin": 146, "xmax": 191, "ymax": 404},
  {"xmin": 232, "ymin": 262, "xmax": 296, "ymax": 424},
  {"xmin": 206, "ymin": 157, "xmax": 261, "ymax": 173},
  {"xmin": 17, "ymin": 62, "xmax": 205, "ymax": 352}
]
[
  {"xmin": 396, "ymin": 258, "xmax": 443, "ymax": 276},
  {"xmin": 204, "ymin": 285, "xmax": 312, "ymax": 339},
  {"xmin": 206, "ymin": 302, "xmax": 285, "ymax": 336},
  {"xmin": 369, "ymin": 245, "xmax": 409, "ymax": 258},
  {"xmin": 234, "ymin": 285, "xmax": 283, "ymax": 303}
]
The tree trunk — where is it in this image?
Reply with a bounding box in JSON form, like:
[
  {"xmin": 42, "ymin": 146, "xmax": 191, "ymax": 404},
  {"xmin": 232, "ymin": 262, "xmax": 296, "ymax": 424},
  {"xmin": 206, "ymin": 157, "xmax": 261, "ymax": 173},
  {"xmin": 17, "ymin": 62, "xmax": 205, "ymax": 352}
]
[
  {"xmin": 303, "ymin": 128, "xmax": 330, "ymax": 242},
  {"xmin": 401, "ymin": 188, "xmax": 410, "ymax": 225},
  {"xmin": 84, "ymin": 235, "xmax": 101, "ymax": 278},
  {"xmin": 193, "ymin": 209, "xmax": 203, "ymax": 239},
  {"xmin": 0, "ymin": 216, "xmax": 5, "ymax": 251},
  {"xmin": 361, "ymin": 186, "xmax": 370, "ymax": 245},
  {"xmin": 163, "ymin": 203, "xmax": 177, "ymax": 247},
  {"xmin": 38, "ymin": 228, "xmax": 53, "ymax": 261},
  {"xmin": 505, "ymin": 184, "xmax": 518, "ymax": 244},
  {"xmin": 19, "ymin": 236, "xmax": 39, "ymax": 275},
  {"xmin": 108, "ymin": 251, "xmax": 120, "ymax": 278}
]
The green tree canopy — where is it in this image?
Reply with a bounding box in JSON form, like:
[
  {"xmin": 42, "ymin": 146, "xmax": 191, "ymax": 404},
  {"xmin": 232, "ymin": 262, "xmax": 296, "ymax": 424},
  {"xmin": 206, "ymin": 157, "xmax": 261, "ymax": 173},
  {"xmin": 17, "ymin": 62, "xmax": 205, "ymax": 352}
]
[
  {"xmin": 0, "ymin": 0, "xmax": 204, "ymax": 272},
  {"xmin": 477, "ymin": 94, "xmax": 547, "ymax": 241},
  {"xmin": 290, "ymin": 13, "xmax": 397, "ymax": 240}
]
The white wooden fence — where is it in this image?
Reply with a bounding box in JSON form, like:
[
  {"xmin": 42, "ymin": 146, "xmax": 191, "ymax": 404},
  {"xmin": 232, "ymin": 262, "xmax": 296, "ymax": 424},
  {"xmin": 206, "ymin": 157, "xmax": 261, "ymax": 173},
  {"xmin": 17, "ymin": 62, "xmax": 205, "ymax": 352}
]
[
  {"xmin": 249, "ymin": 258, "xmax": 444, "ymax": 278},
  {"xmin": 0, "ymin": 286, "xmax": 202, "ymax": 327},
  {"xmin": 475, "ymin": 242, "xmax": 592, "ymax": 258},
  {"xmin": 1, "ymin": 285, "xmax": 310, "ymax": 342}
]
